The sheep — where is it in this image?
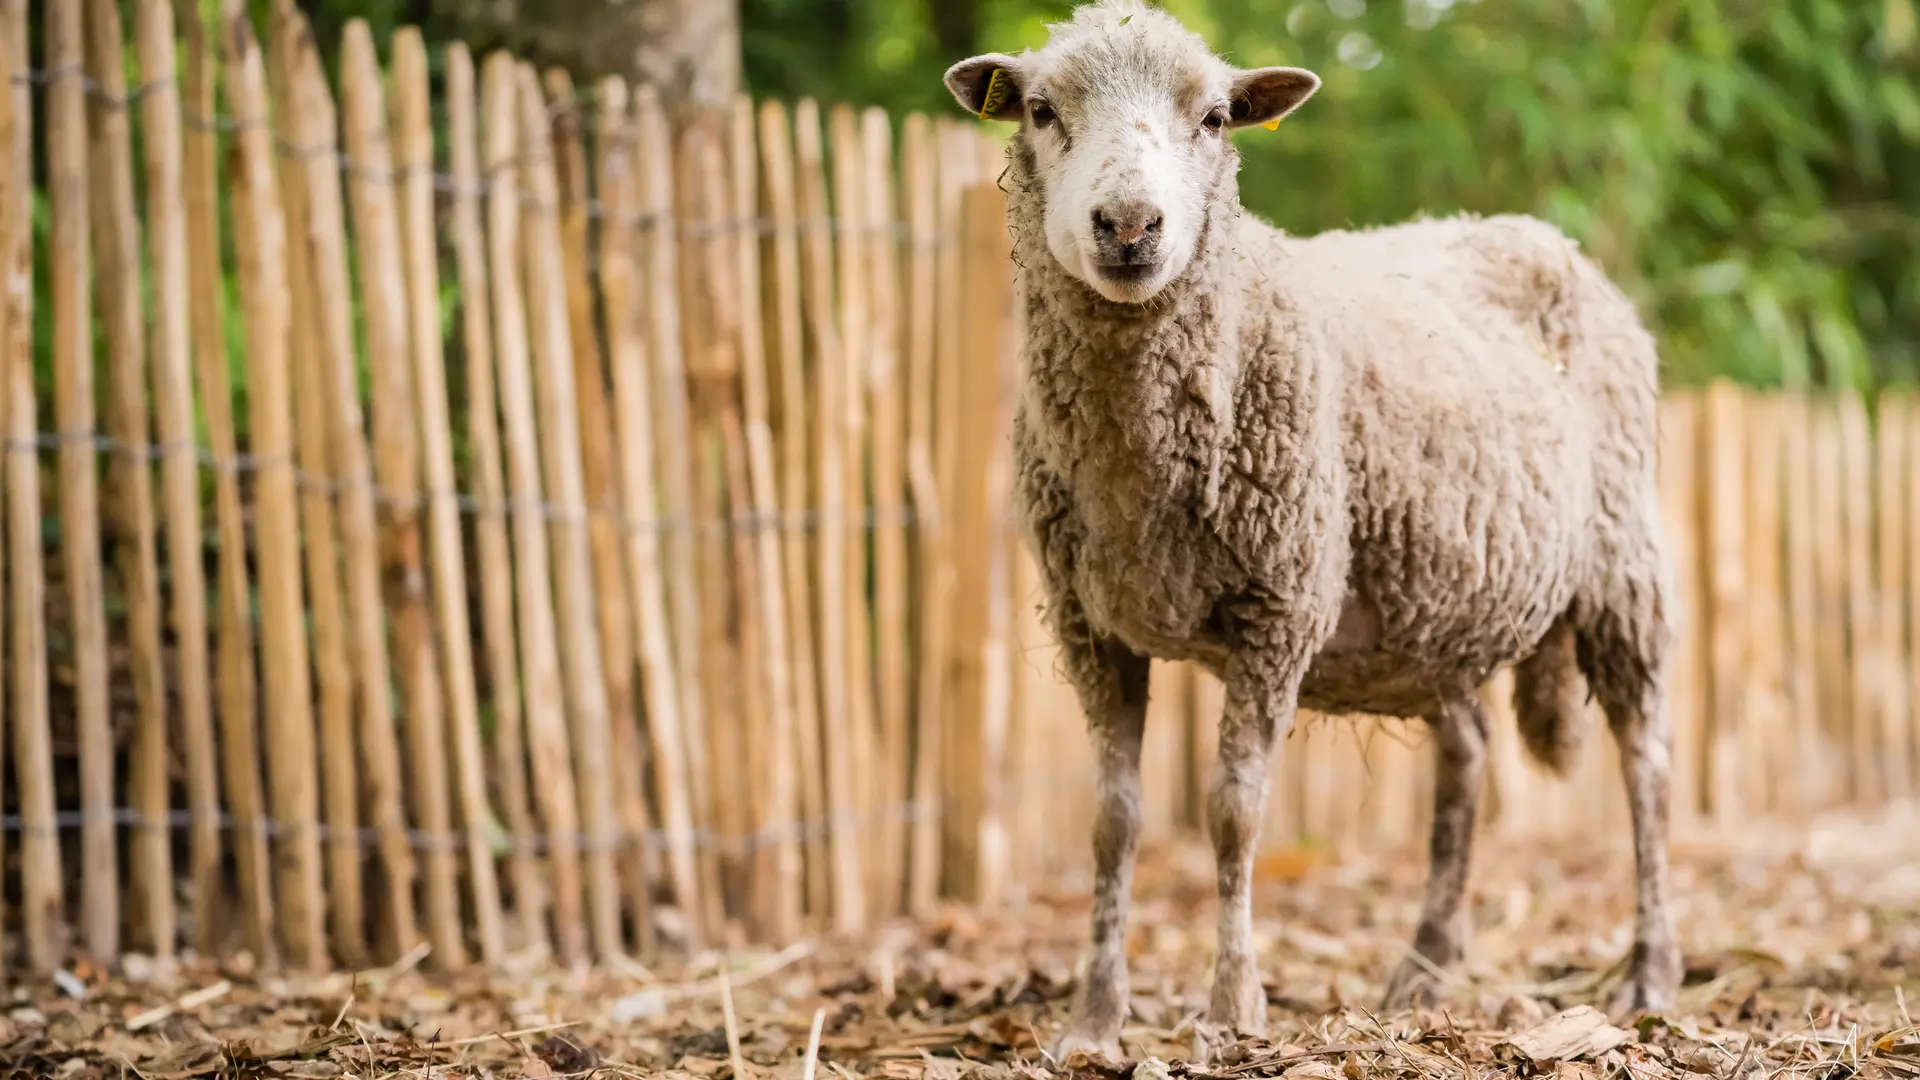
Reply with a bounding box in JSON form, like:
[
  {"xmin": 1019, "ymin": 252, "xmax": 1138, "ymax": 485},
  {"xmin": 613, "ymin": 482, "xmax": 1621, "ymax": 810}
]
[{"xmin": 941, "ymin": 0, "xmax": 1680, "ymax": 1059}]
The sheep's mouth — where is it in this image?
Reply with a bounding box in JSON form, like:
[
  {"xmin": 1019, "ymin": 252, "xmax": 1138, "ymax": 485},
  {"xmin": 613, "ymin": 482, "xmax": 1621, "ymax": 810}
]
[{"xmin": 1092, "ymin": 261, "xmax": 1160, "ymax": 287}]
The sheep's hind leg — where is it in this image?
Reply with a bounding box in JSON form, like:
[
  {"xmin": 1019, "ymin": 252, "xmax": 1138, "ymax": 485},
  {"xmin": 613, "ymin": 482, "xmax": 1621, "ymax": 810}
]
[
  {"xmin": 1598, "ymin": 669, "xmax": 1680, "ymax": 1015},
  {"xmin": 1052, "ymin": 641, "xmax": 1151, "ymax": 1063},
  {"xmin": 1205, "ymin": 659, "xmax": 1297, "ymax": 1037},
  {"xmin": 1381, "ymin": 694, "xmax": 1489, "ymax": 1010}
]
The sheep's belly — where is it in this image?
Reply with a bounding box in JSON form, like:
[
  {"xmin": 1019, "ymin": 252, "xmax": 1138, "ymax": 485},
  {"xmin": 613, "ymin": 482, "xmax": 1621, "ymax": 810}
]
[
  {"xmin": 1301, "ymin": 519, "xmax": 1588, "ymax": 717},
  {"xmin": 1299, "ymin": 594, "xmax": 1566, "ymax": 718},
  {"xmin": 1299, "ymin": 651, "xmax": 1465, "ymax": 718}
]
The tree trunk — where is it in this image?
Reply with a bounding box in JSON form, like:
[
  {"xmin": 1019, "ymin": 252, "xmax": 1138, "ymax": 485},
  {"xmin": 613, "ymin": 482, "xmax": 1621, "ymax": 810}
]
[
  {"xmin": 633, "ymin": 0, "xmax": 741, "ymax": 112},
  {"xmin": 432, "ymin": 0, "xmax": 740, "ymax": 108}
]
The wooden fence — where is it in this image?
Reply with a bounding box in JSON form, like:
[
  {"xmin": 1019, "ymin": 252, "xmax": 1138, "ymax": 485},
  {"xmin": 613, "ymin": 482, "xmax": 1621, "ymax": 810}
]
[{"xmin": 0, "ymin": 2, "xmax": 1916, "ymax": 979}]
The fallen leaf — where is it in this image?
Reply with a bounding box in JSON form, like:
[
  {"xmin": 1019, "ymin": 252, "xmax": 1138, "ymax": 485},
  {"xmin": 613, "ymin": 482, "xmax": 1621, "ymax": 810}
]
[
  {"xmin": 1254, "ymin": 849, "xmax": 1325, "ymax": 884},
  {"xmin": 1501, "ymin": 1006, "xmax": 1632, "ymax": 1063},
  {"xmin": 536, "ymin": 1033, "xmax": 600, "ymax": 1075}
]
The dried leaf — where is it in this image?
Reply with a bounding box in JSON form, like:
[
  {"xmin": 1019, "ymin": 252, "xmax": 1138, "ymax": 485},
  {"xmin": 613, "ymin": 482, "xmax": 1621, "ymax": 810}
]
[
  {"xmin": 1501, "ymin": 1007, "xmax": 1633, "ymax": 1064},
  {"xmin": 536, "ymin": 1033, "xmax": 600, "ymax": 1075}
]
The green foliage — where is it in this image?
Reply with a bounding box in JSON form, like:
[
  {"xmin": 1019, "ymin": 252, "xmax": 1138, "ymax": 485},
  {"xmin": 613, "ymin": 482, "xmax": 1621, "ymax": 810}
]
[{"xmin": 739, "ymin": 0, "xmax": 1920, "ymax": 393}]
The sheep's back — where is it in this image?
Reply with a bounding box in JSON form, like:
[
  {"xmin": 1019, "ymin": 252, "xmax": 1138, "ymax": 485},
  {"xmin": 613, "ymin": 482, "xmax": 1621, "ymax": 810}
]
[{"xmin": 1258, "ymin": 214, "xmax": 1648, "ymax": 712}]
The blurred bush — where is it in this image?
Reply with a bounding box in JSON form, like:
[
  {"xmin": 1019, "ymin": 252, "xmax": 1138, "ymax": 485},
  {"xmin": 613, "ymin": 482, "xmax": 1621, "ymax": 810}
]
[{"xmin": 744, "ymin": 0, "xmax": 1920, "ymax": 393}]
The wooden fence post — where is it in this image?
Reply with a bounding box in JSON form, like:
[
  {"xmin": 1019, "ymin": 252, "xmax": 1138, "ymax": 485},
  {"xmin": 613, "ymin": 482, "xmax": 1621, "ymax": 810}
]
[
  {"xmin": 636, "ymin": 87, "xmax": 725, "ymax": 942},
  {"xmin": 1809, "ymin": 398, "xmax": 1852, "ymax": 804},
  {"xmin": 0, "ymin": 0, "xmax": 63, "ymax": 975},
  {"xmin": 794, "ymin": 99, "xmax": 866, "ymax": 932},
  {"xmin": 674, "ymin": 119, "xmax": 748, "ymax": 925},
  {"xmin": 342, "ymin": 24, "xmax": 465, "ymax": 970},
  {"xmin": 900, "ymin": 113, "xmax": 944, "ymax": 916},
  {"xmin": 863, "ymin": 108, "xmax": 912, "ymax": 919},
  {"xmin": 1839, "ymin": 392, "xmax": 1879, "ymax": 806},
  {"xmin": 482, "ymin": 50, "xmax": 587, "ymax": 966},
  {"xmin": 282, "ymin": 22, "xmax": 419, "ymax": 963},
  {"xmin": 1701, "ymin": 381, "xmax": 1746, "ymax": 821},
  {"xmin": 269, "ymin": 10, "xmax": 364, "ymax": 967},
  {"xmin": 1655, "ymin": 392, "xmax": 1702, "ymax": 825},
  {"xmin": 548, "ymin": 69, "xmax": 652, "ymax": 952},
  {"xmin": 139, "ymin": 0, "xmax": 221, "ymax": 964},
  {"xmin": 396, "ymin": 28, "xmax": 507, "ymax": 964},
  {"xmin": 179, "ymin": 0, "xmax": 274, "ymax": 964},
  {"xmin": 1778, "ymin": 393, "xmax": 1825, "ymax": 811},
  {"xmin": 447, "ymin": 43, "xmax": 546, "ymax": 956},
  {"xmin": 227, "ymin": 12, "xmax": 327, "ymax": 971},
  {"xmin": 87, "ymin": 0, "xmax": 173, "ymax": 959},
  {"xmin": 517, "ymin": 63, "xmax": 625, "ymax": 963},
  {"xmin": 757, "ymin": 100, "xmax": 832, "ymax": 927},
  {"xmin": 1874, "ymin": 396, "xmax": 1912, "ymax": 804},
  {"xmin": 50, "ymin": 0, "xmax": 118, "ymax": 965},
  {"xmin": 732, "ymin": 96, "xmax": 804, "ymax": 940},
  {"xmin": 1740, "ymin": 392, "xmax": 1789, "ymax": 816},
  {"xmin": 600, "ymin": 78, "xmax": 704, "ymax": 946},
  {"xmin": 943, "ymin": 182, "xmax": 1015, "ymax": 906},
  {"xmin": 826, "ymin": 104, "xmax": 880, "ymax": 916}
]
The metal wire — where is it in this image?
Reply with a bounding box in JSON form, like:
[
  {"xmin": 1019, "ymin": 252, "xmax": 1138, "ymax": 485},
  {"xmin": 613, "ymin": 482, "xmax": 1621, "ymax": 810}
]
[
  {"xmin": 3, "ymin": 433, "xmax": 922, "ymax": 534},
  {"xmin": 8, "ymin": 68, "xmax": 947, "ymax": 243},
  {"xmin": 0, "ymin": 798, "xmax": 945, "ymax": 860},
  {"xmin": 0, "ymin": 763, "xmax": 1089, "ymax": 860}
]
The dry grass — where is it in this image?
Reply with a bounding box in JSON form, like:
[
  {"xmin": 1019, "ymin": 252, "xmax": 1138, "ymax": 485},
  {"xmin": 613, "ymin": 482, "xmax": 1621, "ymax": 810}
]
[{"xmin": 5, "ymin": 806, "xmax": 1919, "ymax": 1079}]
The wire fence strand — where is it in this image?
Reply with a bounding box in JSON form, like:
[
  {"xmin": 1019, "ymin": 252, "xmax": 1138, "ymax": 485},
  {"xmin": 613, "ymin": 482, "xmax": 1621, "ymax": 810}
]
[{"xmin": 9, "ymin": 67, "xmax": 954, "ymax": 245}]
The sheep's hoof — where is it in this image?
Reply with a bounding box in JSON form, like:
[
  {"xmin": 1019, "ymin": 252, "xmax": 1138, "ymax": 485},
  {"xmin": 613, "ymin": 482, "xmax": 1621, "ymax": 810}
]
[
  {"xmin": 1205, "ymin": 966, "xmax": 1268, "ymax": 1037},
  {"xmin": 1607, "ymin": 942, "xmax": 1681, "ymax": 1020},
  {"xmin": 1050, "ymin": 1027, "xmax": 1124, "ymax": 1065},
  {"xmin": 1379, "ymin": 958, "xmax": 1445, "ymax": 1012}
]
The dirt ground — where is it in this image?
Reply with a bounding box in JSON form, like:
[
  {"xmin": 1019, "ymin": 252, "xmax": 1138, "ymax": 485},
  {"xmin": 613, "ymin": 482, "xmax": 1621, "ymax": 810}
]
[{"xmin": 6, "ymin": 807, "xmax": 1920, "ymax": 1079}]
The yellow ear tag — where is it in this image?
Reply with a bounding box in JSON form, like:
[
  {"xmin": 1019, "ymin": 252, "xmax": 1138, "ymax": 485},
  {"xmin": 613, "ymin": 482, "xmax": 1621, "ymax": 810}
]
[
  {"xmin": 1262, "ymin": 118, "xmax": 1282, "ymax": 130},
  {"xmin": 979, "ymin": 67, "xmax": 1013, "ymax": 120}
]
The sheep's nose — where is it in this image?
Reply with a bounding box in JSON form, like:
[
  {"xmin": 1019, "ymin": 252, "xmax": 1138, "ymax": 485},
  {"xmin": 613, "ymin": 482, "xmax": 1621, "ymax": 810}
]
[{"xmin": 1092, "ymin": 203, "xmax": 1163, "ymax": 247}]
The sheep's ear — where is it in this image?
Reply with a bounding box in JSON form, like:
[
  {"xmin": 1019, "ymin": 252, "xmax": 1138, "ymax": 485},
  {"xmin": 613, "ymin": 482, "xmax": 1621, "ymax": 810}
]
[
  {"xmin": 944, "ymin": 53, "xmax": 1025, "ymax": 121},
  {"xmin": 1227, "ymin": 66, "xmax": 1321, "ymax": 129}
]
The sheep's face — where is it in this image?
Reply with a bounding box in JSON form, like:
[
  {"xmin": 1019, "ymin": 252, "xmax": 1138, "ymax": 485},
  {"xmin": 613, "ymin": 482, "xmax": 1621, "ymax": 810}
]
[{"xmin": 943, "ymin": 1, "xmax": 1319, "ymax": 304}]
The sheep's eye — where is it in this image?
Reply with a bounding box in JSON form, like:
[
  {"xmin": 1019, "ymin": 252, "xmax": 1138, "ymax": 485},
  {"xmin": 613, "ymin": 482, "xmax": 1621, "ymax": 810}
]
[
  {"xmin": 1029, "ymin": 101, "xmax": 1057, "ymax": 127},
  {"xmin": 1202, "ymin": 109, "xmax": 1227, "ymax": 133}
]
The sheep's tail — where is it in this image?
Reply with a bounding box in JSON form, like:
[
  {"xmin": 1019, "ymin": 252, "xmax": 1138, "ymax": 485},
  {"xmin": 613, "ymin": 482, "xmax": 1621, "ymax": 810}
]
[{"xmin": 1510, "ymin": 618, "xmax": 1590, "ymax": 776}]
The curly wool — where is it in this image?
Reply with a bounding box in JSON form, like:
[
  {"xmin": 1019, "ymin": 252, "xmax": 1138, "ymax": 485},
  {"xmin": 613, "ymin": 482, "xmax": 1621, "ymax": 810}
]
[{"xmin": 1007, "ymin": 48, "xmax": 1674, "ymax": 760}]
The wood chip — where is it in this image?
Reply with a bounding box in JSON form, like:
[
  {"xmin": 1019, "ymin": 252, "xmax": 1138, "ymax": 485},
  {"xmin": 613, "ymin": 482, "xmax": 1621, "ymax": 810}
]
[
  {"xmin": 124, "ymin": 979, "xmax": 233, "ymax": 1032},
  {"xmin": 1500, "ymin": 1006, "xmax": 1632, "ymax": 1063}
]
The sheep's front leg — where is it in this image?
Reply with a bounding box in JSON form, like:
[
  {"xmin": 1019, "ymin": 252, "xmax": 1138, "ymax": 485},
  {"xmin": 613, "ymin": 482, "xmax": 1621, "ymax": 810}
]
[
  {"xmin": 1052, "ymin": 637, "xmax": 1151, "ymax": 1062},
  {"xmin": 1206, "ymin": 660, "xmax": 1297, "ymax": 1036},
  {"xmin": 1381, "ymin": 694, "xmax": 1488, "ymax": 1010}
]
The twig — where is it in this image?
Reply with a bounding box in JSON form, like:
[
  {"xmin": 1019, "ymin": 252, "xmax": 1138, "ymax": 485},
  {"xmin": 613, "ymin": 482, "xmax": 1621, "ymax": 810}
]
[
  {"xmin": 1196, "ymin": 1041, "xmax": 1390, "ymax": 1078},
  {"xmin": 722, "ymin": 965, "xmax": 748, "ymax": 1080},
  {"xmin": 331, "ymin": 992, "xmax": 357, "ymax": 1032},
  {"xmin": 369, "ymin": 940, "xmax": 433, "ymax": 981},
  {"xmin": 124, "ymin": 979, "xmax": 232, "ymax": 1031},
  {"xmin": 444, "ymin": 1021, "xmax": 583, "ymax": 1048},
  {"xmin": 876, "ymin": 947, "xmax": 896, "ymax": 1003},
  {"xmin": 802, "ymin": 1007, "xmax": 826, "ymax": 1080},
  {"xmin": 662, "ymin": 941, "xmax": 813, "ymax": 1004}
]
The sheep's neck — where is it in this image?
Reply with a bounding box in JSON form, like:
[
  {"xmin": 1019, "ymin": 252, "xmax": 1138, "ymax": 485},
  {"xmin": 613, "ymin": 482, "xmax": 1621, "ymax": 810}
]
[{"xmin": 1014, "ymin": 196, "xmax": 1243, "ymax": 508}]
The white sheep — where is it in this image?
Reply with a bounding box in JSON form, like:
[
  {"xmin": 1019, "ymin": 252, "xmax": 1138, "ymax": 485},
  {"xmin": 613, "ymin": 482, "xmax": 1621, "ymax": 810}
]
[{"xmin": 943, "ymin": 0, "xmax": 1680, "ymax": 1058}]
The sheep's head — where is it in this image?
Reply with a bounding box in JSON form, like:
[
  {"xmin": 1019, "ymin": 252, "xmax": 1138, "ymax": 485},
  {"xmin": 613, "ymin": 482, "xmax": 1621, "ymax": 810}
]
[{"xmin": 944, "ymin": 0, "xmax": 1319, "ymax": 304}]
